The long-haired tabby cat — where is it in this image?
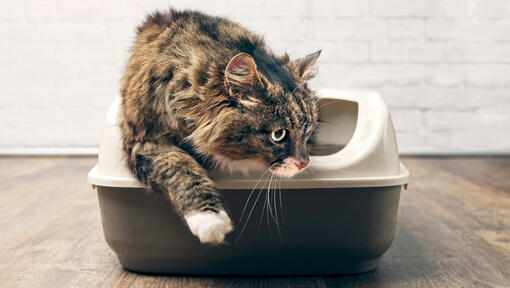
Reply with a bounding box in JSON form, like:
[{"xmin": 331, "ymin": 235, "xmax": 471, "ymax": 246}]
[{"xmin": 120, "ymin": 9, "xmax": 320, "ymax": 244}]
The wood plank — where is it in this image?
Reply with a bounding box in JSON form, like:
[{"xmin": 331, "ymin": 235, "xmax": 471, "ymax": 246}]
[
  {"xmin": 402, "ymin": 158, "xmax": 510, "ymax": 264},
  {"xmin": 129, "ymin": 276, "xmax": 326, "ymax": 288},
  {"xmin": 0, "ymin": 156, "xmax": 67, "ymax": 183},
  {"xmin": 0, "ymin": 156, "xmax": 509, "ymax": 287}
]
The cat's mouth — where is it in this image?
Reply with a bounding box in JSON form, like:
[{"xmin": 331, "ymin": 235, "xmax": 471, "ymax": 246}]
[{"xmin": 269, "ymin": 157, "xmax": 308, "ymax": 178}]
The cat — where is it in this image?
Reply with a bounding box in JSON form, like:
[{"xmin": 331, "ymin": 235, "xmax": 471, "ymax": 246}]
[{"xmin": 120, "ymin": 9, "xmax": 320, "ymax": 244}]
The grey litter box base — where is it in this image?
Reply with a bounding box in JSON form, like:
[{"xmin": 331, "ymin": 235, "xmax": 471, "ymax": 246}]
[
  {"xmin": 96, "ymin": 186, "xmax": 401, "ymax": 276},
  {"xmin": 119, "ymin": 258, "xmax": 380, "ymax": 276}
]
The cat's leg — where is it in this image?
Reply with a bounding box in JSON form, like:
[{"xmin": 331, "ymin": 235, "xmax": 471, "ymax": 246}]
[{"xmin": 129, "ymin": 141, "xmax": 233, "ymax": 244}]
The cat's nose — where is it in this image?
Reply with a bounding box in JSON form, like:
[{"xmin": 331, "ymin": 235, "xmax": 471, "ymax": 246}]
[{"xmin": 294, "ymin": 160, "xmax": 309, "ymax": 170}]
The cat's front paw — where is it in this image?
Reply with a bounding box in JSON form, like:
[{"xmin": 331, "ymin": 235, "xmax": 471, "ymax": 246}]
[{"xmin": 184, "ymin": 210, "xmax": 233, "ymax": 244}]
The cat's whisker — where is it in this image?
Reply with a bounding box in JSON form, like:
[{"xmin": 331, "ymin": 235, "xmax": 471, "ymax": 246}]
[
  {"xmin": 257, "ymin": 190, "xmax": 267, "ymax": 234},
  {"xmin": 278, "ymin": 177, "xmax": 284, "ymax": 224},
  {"xmin": 272, "ymin": 176, "xmax": 283, "ymax": 243},
  {"xmin": 266, "ymin": 190, "xmax": 273, "ymax": 238},
  {"xmin": 262, "ymin": 173, "xmax": 272, "ymax": 238},
  {"xmin": 235, "ymin": 175, "xmax": 268, "ymax": 245},
  {"xmin": 273, "ymin": 177, "xmax": 279, "ymax": 226},
  {"xmin": 266, "ymin": 174, "xmax": 278, "ymax": 225},
  {"xmin": 239, "ymin": 169, "xmax": 269, "ymax": 222}
]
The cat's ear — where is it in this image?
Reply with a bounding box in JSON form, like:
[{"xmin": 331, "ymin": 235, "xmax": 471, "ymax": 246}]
[
  {"xmin": 292, "ymin": 50, "xmax": 321, "ymax": 80},
  {"xmin": 225, "ymin": 52, "xmax": 260, "ymax": 97}
]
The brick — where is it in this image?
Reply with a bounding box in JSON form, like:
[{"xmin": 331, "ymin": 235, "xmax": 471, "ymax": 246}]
[
  {"xmin": 425, "ymin": 111, "xmax": 481, "ymax": 131},
  {"xmin": 0, "ymin": 44, "xmax": 10, "ymax": 64},
  {"xmin": 388, "ymin": 20, "xmax": 424, "ymax": 40},
  {"xmin": 54, "ymin": 64, "xmax": 119, "ymax": 88},
  {"xmin": 371, "ymin": 0, "xmax": 440, "ymax": 18},
  {"xmin": 335, "ymin": 42, "xmax": 370, "ymax": 63},
  {"xmin": 9, "ymin": 44, "xmax": 56, "ymax": 65},
  {"xmin": 281, "ymin": 20, "xmax": 312, "ymax": 41},
  {"xmin": 9, "ymin": 62, "xmax": 57, "ymax": 83},
  {"xmin": 55, "ymin": 23, "xmax": 113, "ymax": 44},
  {"xmin": 424, "ymin": 129, "xmax": 510, "ymax": 153},
  {"xmin": 441, "ymin": 0, "xmax": 474, "ymax": 19},
  {"xmin": 424, "ymin": 131, "xmax": 470, "ymax": 152},
  {"xmin": 242, "ymin": 20, "xmax": 282, "ymax": 44},
  {"xmin": 0, "ymin": 0, "xmax": 24, "ymax": 21},
  {"xmin": 464, "ymin": 65, "xmax": 510, "ymax": 87},
  {"xmin": 425, "ymin": 20, "xmax": 510, "ymax": 42},
  {"xmin": 371, "ymin": 42, "xmax": 444, "ymax": 63},
  {"xmin": 309, "ymin": 0, "xmax": 332, "ymax": 18},
  {"xmin": 57, "ymin": 86, "xmax": 116, "ymax": 109},
  {"xmin": 57, "ymin": 0, "xmax": 123, "ymax": 21},
  {"xmin": 57, "ymin": 129, "xmax": 102, "ymax": 147},
  {"xmin": 182, "ymin": 0, "xmax": 230, "ymax": 16},
  {"xmin": 478, "ymin": 111, "xmax": 510, "ymax": 131},
  {"xmin": 331, "ymin": 0, "xmax": 369, "ymax": 18},
  {"xmin": 108, "ymin": 23, "xmax": 136, "ymax": 44},
  {"xmin": 0, "ymin": 128, "xmax": 60, "ymax": 148},
  {"xmin": 319, "ymin": 64, "xmax": 426, "ymax": 87},
  {"xmin": 445, "ymin": 43, "xmax": 510, "ymax": 64},
  {"xmin": 423, "ymin": 87, "xmax": 482, "ymax": 110},
  {"xmin": 391, "ymin": 109, "xmax": 425, "ymax": 132},
  {"xmin": 0, "ymin": 107, "xmax": 106, "ymax": 131},
  {"xmin": 124, "ymin": 0, "xmax": 169, "ymax": 21},
  {"xmin": 424, "ymin": 65, "xmax": 464, "ymax": 86},
  {"xmin": 425, "ymin": 109, "xmax": 510, "ymax": 134},
  {"xmin": 226, "ymin": 0, "xmax": 262, "ymax": 20},
  {"xmin": 315, "ymin": 19, "xmax": 387, "ymax": 40},
  {"xmin": 263, "ymin": 0, "xmax": 308, "ymax": 18},
  {"xmin": 25, "ymin": 0, "xmax": 57, "ymax": 21},
  {"xmin": 473, "ymin": 0, "xmax": 510, "ymax": 19},
  {"xmin": 443, "ymin": 0, "xmax": 510, "ymax": 20},
  {"xmin": 8, "ymin": 23, "xmax": 58, "ymax": 44},
  {"xmin": 1, "ymin": 108, "xmax": 60, "ymax": 130},
  {"xmin": 56, "ymin": 108, "xmax": 106, "ymax": 130},
  {"xmin": 0, "ymin": 23, "xmax": 7, "ymax": 41},
  {"xmin": 395, "ymin": 131, "xmax": 430, "ymax": 154},
  {"xmin": 422, "ymin": 86, "xmax": 510, "ymax": 112},
  {"xmin": 379, "ymin": 86, "xmax": 428, "ymax": 109},
  {"xmin": 55, "ymin": 44, "xmax": 117, "ymax": 65},
  {"xmin": 1, "ymin": 83, "xmax": 58, "ymax": 109}
]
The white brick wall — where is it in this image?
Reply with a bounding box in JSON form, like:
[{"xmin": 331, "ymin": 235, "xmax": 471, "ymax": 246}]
[{"xmin": 1, "ymin": 0, "xmax": 509, "ymax": 154}]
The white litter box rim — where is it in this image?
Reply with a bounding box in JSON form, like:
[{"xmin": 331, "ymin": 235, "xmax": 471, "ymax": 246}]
[
  {"xmin": 88, "ymin": 163, "xmax": 409, "ymax": 189},
  {"xmin": 88, "ymin": 89, "xmax": 410, "ymax": 190}
]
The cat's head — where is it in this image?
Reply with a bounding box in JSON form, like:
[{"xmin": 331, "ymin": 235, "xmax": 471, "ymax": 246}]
[{"xmin": 212, "ymin": 50, "xmax": 321, "ymax": 178}]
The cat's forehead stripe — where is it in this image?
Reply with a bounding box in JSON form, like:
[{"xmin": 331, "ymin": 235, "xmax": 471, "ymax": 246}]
[
  {"xmin": 293, "ymin": 90, "xmax": 313, "ymax": 128},
  {"xmin": 290, "ymin": 99, "xmax": 299, "ymax": 126},
  {"xmin": 286, "ymin": 94, "xmax": 302, "ymax": 127},
  {"xmin": 296, "ymin": 90, "xmax": 310, "ymax": 125}
]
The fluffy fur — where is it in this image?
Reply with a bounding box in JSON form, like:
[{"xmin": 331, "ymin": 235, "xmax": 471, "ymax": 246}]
[
  {"xmin": 185, "ymin": 210, "xmax": 233, "ymax": 244},
  {"xmin": 120, "ymin": 9, "xmax": 320, "ymax": 243}
]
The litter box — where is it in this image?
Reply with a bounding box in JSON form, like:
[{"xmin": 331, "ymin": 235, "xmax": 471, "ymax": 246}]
[{"xmin": 88, "ymin": 89, "xmax": 410, "ymax": 275}]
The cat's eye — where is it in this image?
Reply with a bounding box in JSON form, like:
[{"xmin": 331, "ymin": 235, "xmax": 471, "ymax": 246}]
[{"xmin": 271, "ymin": 129, "xmax": 287, "ymax": 143}]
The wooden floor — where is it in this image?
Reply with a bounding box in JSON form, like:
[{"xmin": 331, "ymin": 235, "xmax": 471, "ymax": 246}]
[{"xmin": 1, "ymin": 156, "xmax": 509, "ymax": 287}]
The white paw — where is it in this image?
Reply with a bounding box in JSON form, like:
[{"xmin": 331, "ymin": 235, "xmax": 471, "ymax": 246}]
[{"xmin": 184, "ymin": 210, "xmax": 233, "ymax": 244}]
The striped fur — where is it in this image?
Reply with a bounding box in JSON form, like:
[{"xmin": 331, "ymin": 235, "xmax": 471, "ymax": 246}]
[{"xmin": 120, "ymin": 9, "xmax": 320, "ymax": 243}]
